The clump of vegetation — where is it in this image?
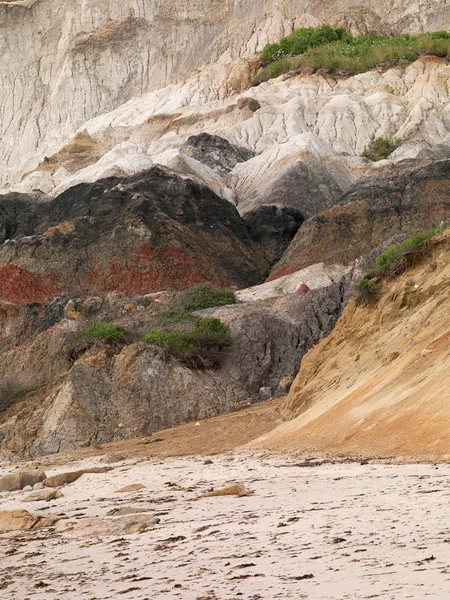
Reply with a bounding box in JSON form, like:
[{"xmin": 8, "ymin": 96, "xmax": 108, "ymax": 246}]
[
  {"xmin": 260, "ymin": 25, "xmax": 351, "ymax": 64},
  {"xmin": 67, "ymin": 321, "xmax": 127, "ymax": 361},
  {"xmin": 0, "ymin": 382, "xmax": 31, "ymax": 413},
  {"xmin": 253, "ymin": 27, "xmax": 450, "ymax": 85},
  {"xmin": 376, "ymin": 227, "xmax": 449, "ymax": 268},
  {"xmin": 83, "ymin": 321, "xmax": 126, "ymax": 342},
  {"xmin": 143, "ymin": 316, "xmax": 231, "ymax": 368},
  {"xmin": 355, "ymin": 225, "xmax": 449, "ymax": 306},
  {"xmin": 356, "ymin": 278, "xmax": 380, "ymax": 305},
  {"xmin": 363, "ymin": 137, "xmax": 400, "ymax": 162},
  {"xmin": 159, "ymin": 308, "xmax": 194, "ymax": 323},
  {"xmin": 175, "ymin": 283, "xmax": 237, "ymax": 312}
]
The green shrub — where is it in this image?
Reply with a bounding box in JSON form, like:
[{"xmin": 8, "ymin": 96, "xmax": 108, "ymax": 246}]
[
  {"xmin": 363, "ymin": 138, "xmax": 400, "ymax": 162},
  {"xmin": 175, "ymin": 283, "xmax": 237, "ymax": 312},
  {"xmin": 143, "ymin": 316, "xmax": 231, "ymax": 368},
  {"xmin": 260, "ymin": 25, "xmax": 350, "ymax": 63},
  {"xmin": 0, "ymin": 382, "xmax": 30, "ymax": 413},
  {"xmin": 253, "ymin": 28, "xmax": 450, "ymax": 85},
  {"xmin": 159, "ymin": 308, "xmax": 194, "ymax": 322},
  {"xmin": 84, "ymin": 321, "xmax": 126, "ymax": 342},
  {"xmin": 356, "ymin": 279, "xmax": 380, "ymax": 305},
  {"xmin": 376, "ymin": 227, "xmax": 448, "ymax": 268}
]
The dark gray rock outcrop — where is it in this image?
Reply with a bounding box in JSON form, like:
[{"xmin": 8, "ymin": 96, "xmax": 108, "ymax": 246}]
[{"xmin": 182, "ymin": 133, "xmax": 254, "ymax": 176}]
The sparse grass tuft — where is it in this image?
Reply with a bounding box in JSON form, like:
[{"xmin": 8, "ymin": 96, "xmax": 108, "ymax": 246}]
[
  {"xmin": 175, "ymin": 283, "xmax": 237, "ymax": 312},
  {"xmin": 376, "ymin": 227, "xmax": 449, "ymax": 268}
]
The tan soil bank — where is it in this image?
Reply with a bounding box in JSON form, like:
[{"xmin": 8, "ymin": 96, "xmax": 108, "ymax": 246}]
[{"xmin": 253, "ymin": 231, "xmax": 450, "ymax": 460}]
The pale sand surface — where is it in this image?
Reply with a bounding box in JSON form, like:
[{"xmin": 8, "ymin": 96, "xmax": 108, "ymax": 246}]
[{"xmin": 1, "ymin": 452, "xmax": 450, "ymax": 599}]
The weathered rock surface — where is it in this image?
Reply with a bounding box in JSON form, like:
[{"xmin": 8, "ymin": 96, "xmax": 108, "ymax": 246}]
[
  {"xmin": 0, "ymin": 469, "xmax": 46, "ymax": 492},
  {"xmin": 0, "ymin": 510, "xmax": 61, "ymax": 533},
  {"xmin": 57, "ymin": 514, "xmax": 159, "ymax": 538},
  {"xmin": 0, "ymin": 167, "xmax": 271, "ymax": 304},
  {"xmin": 242, "ymin": 204, "xmax": 303, "ymax": 265},
  {"xmin": 237, "ymin": 263, "xmax": 352, "ymax": 302},
  {"xmin": 8, "ymin": 55, "xmax": 450, "ymax": 218},
  {"xmin": 270, "ymin": 159, "xmax": 450, "ymax": 279},
  {"xmin": 116, "ymin": 484, "xmax": 146, "ymax": 493},
  {"xmin": 44, "ymin": 467, "xmax": 108, "ymax": 488},
  {"xmin": 0, "ymin": 272, "xmax": 351, "ymax": 456},
  {"xmin": 181, "ymin": 133, "xmax": 254, "ymax": 177},
  {"xmin": 3, "ymin": 0, "xmax": 449, "ymax": 191},
  {"xmin": 23, "ymin": 488, "xmax": 63, "ymax": 502}
]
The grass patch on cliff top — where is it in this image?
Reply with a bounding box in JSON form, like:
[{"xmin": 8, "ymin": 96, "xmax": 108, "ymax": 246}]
[
  {"xmin": 355, "ymin": 225, "xmax": 449, "ymax": 306},
  {"xmin": 376, "ymin": 226, "xmax": 449, "ymax": 268},
  {"xmin": 253, "ymin": 27, "xmax": 450, "ymax": 85},
  {"xmin": 143, "ymin": 316, "xmax": 231, "ymax": 369}
]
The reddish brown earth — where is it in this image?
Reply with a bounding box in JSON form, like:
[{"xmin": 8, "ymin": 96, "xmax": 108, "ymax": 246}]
[{"xmin": 0, "ymin": 167, "xmax": 277, "ymax": 304}]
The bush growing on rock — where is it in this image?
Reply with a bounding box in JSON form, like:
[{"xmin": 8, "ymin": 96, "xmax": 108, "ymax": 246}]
[
  {"xmin": 254, "ymin": 28, "xmax": 450, "ymax": 85},
  {"xmin": 67, "ymin": 321, "xmax": 127, "ymax": 361},
  {"xmin": 175, "ymin": 283, "xmax": 237, "ymax": 312},
  {"xmin": 84, "ymin": 321, "xmax": 126, "ymax": 342},
  {"xmin": 363, "ymin": 138, "xmax": 400, "ymax": 162},
  {"xmin": 143, "ymin": 316, "xmax": 231, "ymax": 368},
  {"xmin": 356, "ymin": 279, "xmax": 380, "ymax": 306}
]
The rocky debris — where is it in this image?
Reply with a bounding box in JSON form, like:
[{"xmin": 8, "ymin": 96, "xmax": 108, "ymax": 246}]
[
  {"xmin": 23, "ymin": 488, "xmax": 63, "ymax": 502},
  {"xmin": 270, "ymin": 160, "xmax": 450, "ymax": 279},
  {"xmin": 57, "ymin": 514, "xmax": 160, "ymax": 538},
  {"xmin": 182, "ymin": 133, "xmax": 253, "ymax": 177},
  {"xmin": 204, "ymin": 483, "xmax": 253, "ymax": 497},
  {"xmin": 0, "ymin": 469, "xmax": 46, "ymax": 492},
  {"xmin": 0, "ymin": 510, "xmax": 61, "ymax": 534},
  {"xmin": 0, "ymin": 274, "xmax": 350, "ymax": 457},
  {"xmin": 107, "ymin": 506, "xmax": 150, "ymax": 516},
  {"xmin": 43, "ymin": 467, "xmax": 108, "ymax": 487},
  {"xmin": 0, "ymin": 167, "xmax": 270, "ymax": 304},
  {"xmin": 116, "ymin": 484, "xmax": 146, "ymax": 493}
]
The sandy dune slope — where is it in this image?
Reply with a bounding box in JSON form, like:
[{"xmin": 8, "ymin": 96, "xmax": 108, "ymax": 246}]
[{"xmin": 254, "ymin": 231, "xmax": 450, "ymax": 459}]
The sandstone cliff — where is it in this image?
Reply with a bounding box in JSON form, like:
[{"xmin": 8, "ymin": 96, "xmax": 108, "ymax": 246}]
[
  {"xmin": 2, "ymin": 2, "xmax": 450, "ymax": 459},
  {"xmin": 2, "ymin": 0, "xmax": 450, "ymax": 191}
]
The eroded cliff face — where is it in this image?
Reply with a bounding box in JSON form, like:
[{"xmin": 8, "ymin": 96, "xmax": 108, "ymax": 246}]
[
  {"xmin": 1, "ymin": 0, "xmax": 450, "ymax": 189},
  {"xmin": 2, "ymin": 1, "xmax": 450, "ymax": 459},
  {"xmin": 253, "ymin": 231, "xmax": 450, "ymax": 460}
]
